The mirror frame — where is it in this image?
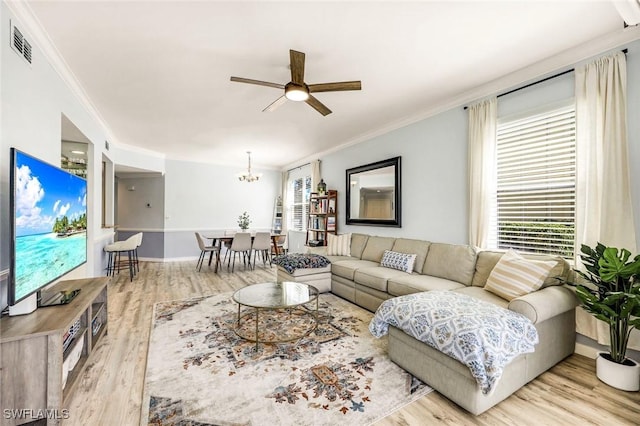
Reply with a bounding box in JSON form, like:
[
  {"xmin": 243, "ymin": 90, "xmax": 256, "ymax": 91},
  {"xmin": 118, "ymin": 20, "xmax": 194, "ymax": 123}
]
[{"xmin": 345, "ymin": 156, "xmax": 401, "ymax": 227}]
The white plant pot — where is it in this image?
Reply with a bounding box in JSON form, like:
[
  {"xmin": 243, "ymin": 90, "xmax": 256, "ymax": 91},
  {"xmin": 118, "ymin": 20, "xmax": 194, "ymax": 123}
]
[{"xmin": 596, "ymin": 352, "xmax": 640, "ymax": 391}]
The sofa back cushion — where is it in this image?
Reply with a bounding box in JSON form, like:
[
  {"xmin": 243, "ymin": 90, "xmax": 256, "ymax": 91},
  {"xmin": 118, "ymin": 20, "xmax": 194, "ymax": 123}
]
[
  {"xmin": 471, "ymin": 250, "xmax": 569, "ymax": 288},
  {"xmin": 350, "ymin": 233, "xmax": 370, "ymax": 259},
  {"xmin": 422, "ymin": 243, "xmax": 477, "ymax": 286},
  {"xmin": 391, "ymin": 238, "xmax": 431, "ymax": 273},
  {"xmin": 361, "ymin": 236, "xmax": 396, "ymax": 262}
]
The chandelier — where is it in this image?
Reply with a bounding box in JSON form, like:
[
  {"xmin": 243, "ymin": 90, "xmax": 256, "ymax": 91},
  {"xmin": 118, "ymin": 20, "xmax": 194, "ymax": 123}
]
[{"xmin": 237, "ymin": 151, "xmax": 262, "ymax": 182}]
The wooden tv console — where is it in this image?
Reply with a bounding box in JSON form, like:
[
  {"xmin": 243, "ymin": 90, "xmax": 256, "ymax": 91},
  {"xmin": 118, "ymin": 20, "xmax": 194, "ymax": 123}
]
[{"xmin": 0, "ymin": 277, "xmax": 109, "ymax": 425}]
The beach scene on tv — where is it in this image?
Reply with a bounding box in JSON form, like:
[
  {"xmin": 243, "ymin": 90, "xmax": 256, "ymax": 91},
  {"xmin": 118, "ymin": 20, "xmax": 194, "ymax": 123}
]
[{"xmin": 13, "ymin": 151, "xmax": 87, "ymax": 302}]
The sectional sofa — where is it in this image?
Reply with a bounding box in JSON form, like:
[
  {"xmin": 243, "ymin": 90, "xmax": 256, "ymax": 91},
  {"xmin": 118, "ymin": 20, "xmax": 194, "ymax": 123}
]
[{"xmin": 307, "ymin": 233, "xmax": 578, "ymax": 415}]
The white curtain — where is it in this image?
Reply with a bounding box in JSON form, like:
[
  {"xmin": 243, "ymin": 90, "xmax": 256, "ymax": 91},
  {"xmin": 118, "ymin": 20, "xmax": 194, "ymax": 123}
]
[
  {"xmin": 468, "ymin": 97, "xmax": 497, "ymax": 248},
  {"xmin": 575, "ymin": 51, "xmax": 637, "ymax": 253},
  {"xmin": 311, "ymin": 160, "xmax": 321, "ymax": 192},
  {"xmin": 574, "ymin": 51, "xmax": 639, "ymax": 350}
]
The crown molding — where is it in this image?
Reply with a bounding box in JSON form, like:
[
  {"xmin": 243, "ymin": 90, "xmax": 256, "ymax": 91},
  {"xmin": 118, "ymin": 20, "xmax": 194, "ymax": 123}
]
[
  {"xmin": 286, "ymin": 24, "xmax": 640, "ymax": 171},
  {"xmin": 4, "ymin": 1, "xmax": 166, "ymax": 159}
]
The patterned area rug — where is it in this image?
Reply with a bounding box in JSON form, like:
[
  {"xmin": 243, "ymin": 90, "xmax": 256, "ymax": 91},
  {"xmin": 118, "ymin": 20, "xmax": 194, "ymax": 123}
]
[{"xmin": 141, "ymin": 292, "xmax": 432, "ymax": 425}]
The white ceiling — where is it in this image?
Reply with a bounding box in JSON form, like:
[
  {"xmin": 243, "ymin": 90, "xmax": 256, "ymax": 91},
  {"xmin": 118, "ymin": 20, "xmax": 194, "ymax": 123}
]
[{"xmin": 24, "ymin": 1, "xmax": 627, "ymax": 170}]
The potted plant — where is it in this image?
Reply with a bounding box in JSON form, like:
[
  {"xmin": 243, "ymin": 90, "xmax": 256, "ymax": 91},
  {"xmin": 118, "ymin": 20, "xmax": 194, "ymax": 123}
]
[
  {"xmin": 238, "ymin": 211, "xmax": 251, "ymax": 231},
  {"xmin": 574, "ymin": 242, "xmax": 640, "ymax": 391}
]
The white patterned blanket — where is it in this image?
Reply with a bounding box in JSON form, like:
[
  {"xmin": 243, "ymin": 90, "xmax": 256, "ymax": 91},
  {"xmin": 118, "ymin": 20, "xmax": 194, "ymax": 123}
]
[{"xmin": 369, "ymin": 291, "xmax": 539, "ymax": 394}]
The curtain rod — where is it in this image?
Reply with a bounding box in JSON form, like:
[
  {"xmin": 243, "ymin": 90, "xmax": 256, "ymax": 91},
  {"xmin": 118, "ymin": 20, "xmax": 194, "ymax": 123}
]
[
  {"xmin": 286, "ymin": 161, "xmax": 311, "ymax": 173},
  {"xmin": 463, "ymin": 48, "xmax": 628, "ymax": 110}
]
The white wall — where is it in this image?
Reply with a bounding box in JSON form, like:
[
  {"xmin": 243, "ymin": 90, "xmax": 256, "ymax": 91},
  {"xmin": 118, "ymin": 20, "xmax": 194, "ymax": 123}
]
[
  {"xmin": 0, "ymin": 4, "xmax": 116, "ymax": 308},
  {"xmin": 320, "ymin": 106, "xmax": 469, "ymax": 244},
  {"xmin": 163, "ymin": 159, "xmax": 281, "ymax": 259},
  {"xmin": 117, "ymin": 175, "xmax": 165, "ymax": 230}
]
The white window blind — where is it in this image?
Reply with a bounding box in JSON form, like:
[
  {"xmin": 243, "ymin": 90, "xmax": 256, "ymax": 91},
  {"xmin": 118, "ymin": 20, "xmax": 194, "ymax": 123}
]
[
  {"xmin": 494, "ymin": 103, "xmax": 576, "ymax": 257},
  {"xmin": 287, "ymin": 173, "xmax": 311, "ymax": 231}
]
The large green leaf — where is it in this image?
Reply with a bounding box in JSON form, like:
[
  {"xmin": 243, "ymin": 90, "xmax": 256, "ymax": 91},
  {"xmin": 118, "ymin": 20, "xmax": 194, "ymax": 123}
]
[{"xmin": 599, "ymin": 247, "xmax": 640, "ymax": 282}]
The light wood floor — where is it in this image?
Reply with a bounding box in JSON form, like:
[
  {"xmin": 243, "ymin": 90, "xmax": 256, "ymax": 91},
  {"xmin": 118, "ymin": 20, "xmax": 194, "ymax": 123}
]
[{"xmin": 63, "ymin": 261, "xmax": 640, "ymax": 425}]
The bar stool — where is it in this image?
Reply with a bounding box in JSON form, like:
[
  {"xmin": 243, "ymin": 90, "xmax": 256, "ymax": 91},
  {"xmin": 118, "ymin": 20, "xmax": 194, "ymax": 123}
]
[{"xmin": 104, "ymin": 233, "xmax": 141, "ymax": 281}]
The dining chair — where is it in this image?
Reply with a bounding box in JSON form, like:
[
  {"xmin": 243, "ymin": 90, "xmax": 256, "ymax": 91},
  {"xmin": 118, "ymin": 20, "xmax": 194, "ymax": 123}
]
[
  {"xmin": 195, "ymin": 232, "xmax": 220, "ymax": 272},
  {"xmin": 227, "ymin": 232, "xmax": 252, "ymax": 272},
  {"xmin": 222, "ymin": 229, "xmax": 236, "ymax": 265},
  {"xmin": 251, "ymin": 232, "xmax": 272, "ymax": 268},
  {"xmin": 271, "ymin": 234, "xmax": 288, "ymax": 257}
]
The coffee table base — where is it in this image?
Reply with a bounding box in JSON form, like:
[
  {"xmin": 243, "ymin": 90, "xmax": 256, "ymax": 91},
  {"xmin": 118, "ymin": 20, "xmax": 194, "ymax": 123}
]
[{"xmin": 234, "ymin": 301, "xmax": 319, "ymax": 350}]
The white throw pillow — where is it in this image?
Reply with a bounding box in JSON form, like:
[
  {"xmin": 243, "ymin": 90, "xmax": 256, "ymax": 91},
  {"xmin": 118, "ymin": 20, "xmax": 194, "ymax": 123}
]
[
  {"xmin": 380, "ymin": 250, "xmax": 417, "ymax": 273},
  {"xmin": 484, "ymin": 249, "xmax": 556, "ymax": 301},
  {"xmin": 327, "ymin": 233, "xmax": 351, "ymax": 256}
]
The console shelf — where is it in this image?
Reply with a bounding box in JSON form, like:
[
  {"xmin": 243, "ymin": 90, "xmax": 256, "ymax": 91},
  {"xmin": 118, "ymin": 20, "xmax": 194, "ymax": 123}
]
[{"xmin": 0, "ymin": 277, "xmax": 109, "ymax": 425}]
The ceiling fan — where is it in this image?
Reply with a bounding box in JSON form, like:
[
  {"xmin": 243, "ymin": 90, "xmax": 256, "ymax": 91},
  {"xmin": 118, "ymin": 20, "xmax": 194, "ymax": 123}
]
[{"xmin": 230, "ymin": 49, "xmax": 362, "ymax": 116}]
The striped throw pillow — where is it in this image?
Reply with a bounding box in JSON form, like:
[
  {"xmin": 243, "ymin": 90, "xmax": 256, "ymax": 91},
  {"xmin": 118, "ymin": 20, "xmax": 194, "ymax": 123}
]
[
  {"xmin": 484, "ymin": 249, "xmax": 556, "ymax": 301},
  {"xmin": 327, "ymin": 233, "xmax": 351, "ymax": 256}
]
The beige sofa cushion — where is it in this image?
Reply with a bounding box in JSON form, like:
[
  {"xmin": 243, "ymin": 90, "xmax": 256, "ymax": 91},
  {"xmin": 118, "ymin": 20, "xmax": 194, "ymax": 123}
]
[
  {"xmin": 331, "ymin": 259, "xmax": 379, "ymax": 281},
  {"xmin": 354, "ymin": 266, "xmax": 411, "ymax": 292},
  {"xmin": 388, "ymin": 274, "xmax": 465, "ymax": 297},
  {"xmin": 471, "ymin": 250, "xmax": 569, "ymax": 288},
  {"xmin": 422, "ymin": 243, "xmax": 477, "ymax": 286},
  {"xmin": 452, "ymin": 286, "xmax": 509, "ymax": 309},
  {"xmin": 350, "ymin": 233, "xmax": 370, "ymax": 259},
  {"xmin": 361, "ymin": 236, "xmax": 396, "ymax": 262},
  {"xmin": 391, "ymin": 238, "xmax": 431, "ymax": 273}
]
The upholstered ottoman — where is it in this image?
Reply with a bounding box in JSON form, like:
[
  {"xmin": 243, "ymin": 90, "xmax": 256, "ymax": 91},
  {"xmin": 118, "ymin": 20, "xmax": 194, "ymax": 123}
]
[{"xmin": 273, "ymin": 253, "xmax": 332, "ymax": 293}]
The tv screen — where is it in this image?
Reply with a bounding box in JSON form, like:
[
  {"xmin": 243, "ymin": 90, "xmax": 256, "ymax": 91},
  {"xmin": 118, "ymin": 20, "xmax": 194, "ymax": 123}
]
[{"xmin": 9, "ymin": 148, "xmax": 87, "ymax": 305}]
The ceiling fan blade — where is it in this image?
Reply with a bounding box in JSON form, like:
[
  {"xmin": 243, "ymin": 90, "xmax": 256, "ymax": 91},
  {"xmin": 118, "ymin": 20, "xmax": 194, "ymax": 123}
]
[
  {"xmin": 306, "ymin": 95, "xmax": 332, "ymax": 116},
  {"xmin": 290, "ymin": 50, "xmax": 305, "ymax": 85},
  {"xmin": 230, "ymin": 77, "xmax": 284, "ymax": 89},
  {"xmin": 263, "ymin": 95, "xmax": 287, "ymax": 112},
  {"xmin": 308, "ymin": 81, "xmax": 362, "ymax": 93}
]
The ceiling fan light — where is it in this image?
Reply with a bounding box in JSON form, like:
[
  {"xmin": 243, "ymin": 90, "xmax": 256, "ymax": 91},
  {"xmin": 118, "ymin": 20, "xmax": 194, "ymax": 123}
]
[{"xmin": 285, "ymin": 85, "xmax": 309, "ymax": 102}]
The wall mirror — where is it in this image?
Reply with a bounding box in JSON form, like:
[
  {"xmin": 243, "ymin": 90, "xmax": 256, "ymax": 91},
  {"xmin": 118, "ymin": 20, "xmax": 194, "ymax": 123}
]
[{"xmin": 346, "ymin": 156, "xmax": 401, "ymax": 227}]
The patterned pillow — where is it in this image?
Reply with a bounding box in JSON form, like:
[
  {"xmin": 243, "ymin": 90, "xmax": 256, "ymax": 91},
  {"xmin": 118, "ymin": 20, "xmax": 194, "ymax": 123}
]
[
  {"xmin": 380, "ymin": 250, "xmax": 417, "ymax": 273},
  {"xmin": 484, "ymin": 249, "xmax": 556, "ymax": 301},
  {"xmin": 327, "ymin": 233, "xmax": 351, "ymax": 256}
]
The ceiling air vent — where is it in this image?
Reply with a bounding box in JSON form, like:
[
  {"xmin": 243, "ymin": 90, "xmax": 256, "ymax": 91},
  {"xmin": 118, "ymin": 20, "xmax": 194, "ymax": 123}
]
[{"xmin": 11, "ymin": 21, "xmax": 33, "ymax": 65}]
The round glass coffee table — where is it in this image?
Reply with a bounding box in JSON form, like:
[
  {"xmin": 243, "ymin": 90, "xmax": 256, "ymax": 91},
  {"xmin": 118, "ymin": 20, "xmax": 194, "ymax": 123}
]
[{"xmin": 232, "ymin": 281, "xmax": 319, "ymax": 350}]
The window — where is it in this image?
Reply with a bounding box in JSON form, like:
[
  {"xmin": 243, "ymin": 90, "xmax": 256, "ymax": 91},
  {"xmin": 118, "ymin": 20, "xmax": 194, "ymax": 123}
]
[
  {"xmin": 287, "ymin": 171, "xmax": 311, "ymax": 231},
  {"xmin": 492, "ymin": 102, "xmax": 576, "ymax": 257}
]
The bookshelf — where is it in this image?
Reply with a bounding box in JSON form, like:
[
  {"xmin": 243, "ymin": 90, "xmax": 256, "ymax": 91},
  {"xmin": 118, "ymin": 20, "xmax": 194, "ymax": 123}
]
[{"xmin": 306, "ymin": 190, "xmax": 337, "ymax": 246}]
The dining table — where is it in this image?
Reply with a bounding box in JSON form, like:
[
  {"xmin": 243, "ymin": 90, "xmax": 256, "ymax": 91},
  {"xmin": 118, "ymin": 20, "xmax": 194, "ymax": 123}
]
[{"xmin": 204, "ymin": 232, "xmax": 283, "ymax": 272}]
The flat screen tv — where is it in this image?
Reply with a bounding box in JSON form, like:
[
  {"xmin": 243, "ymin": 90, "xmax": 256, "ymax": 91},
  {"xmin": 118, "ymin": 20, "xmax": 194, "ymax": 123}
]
[{"xmin": 9, "ymin": 148, "xmax": 87, "ymax": 307}]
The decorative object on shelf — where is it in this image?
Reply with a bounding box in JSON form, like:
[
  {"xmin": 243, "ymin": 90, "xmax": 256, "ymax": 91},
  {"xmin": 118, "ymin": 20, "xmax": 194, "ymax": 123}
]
[
  {"xmin": 317, "ymin": 179, "xmax": 327, "ymax": 194},
  {"xmin": 238, "ymin": 211, "xmax": 251, "ymax": 231},
  {"xmin": 237, "ymin": 151, "xmax": 262, "ymax": 182},
  {"xmin": 346, "ymin": 156, "xmax": 401, "ymax": 227},
  {"xmin": 572, "ymin": 243, "xmax": 640, "ymax": 391}
]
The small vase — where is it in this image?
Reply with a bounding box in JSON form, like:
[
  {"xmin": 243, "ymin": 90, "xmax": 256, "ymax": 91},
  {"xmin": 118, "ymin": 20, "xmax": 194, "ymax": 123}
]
[{"xmin": 596, "ymin": 352, "xmax": 640, "ymax": 391}]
